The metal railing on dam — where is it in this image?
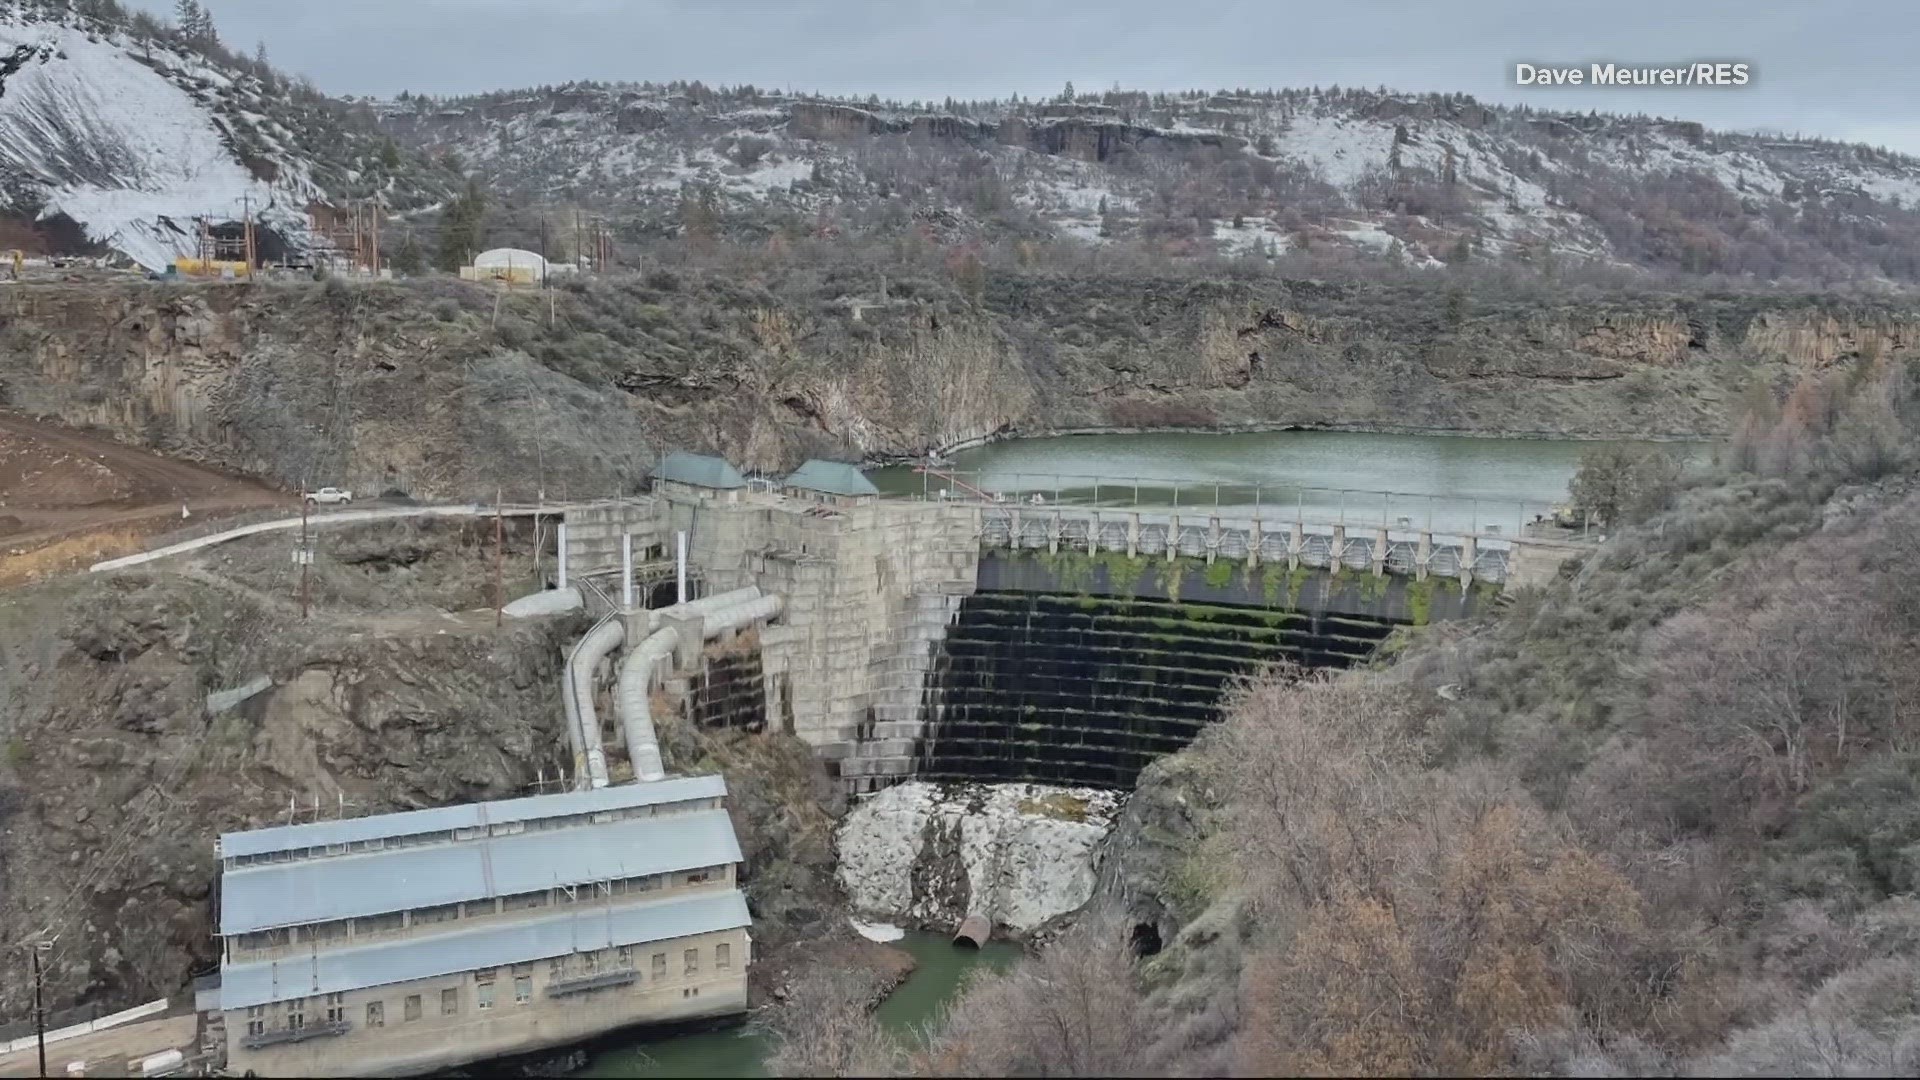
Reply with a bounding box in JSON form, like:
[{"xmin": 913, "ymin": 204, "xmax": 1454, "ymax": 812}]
[{"xmin": 896, "ymin": 470, "xmax": 1597, "ymax": 589}]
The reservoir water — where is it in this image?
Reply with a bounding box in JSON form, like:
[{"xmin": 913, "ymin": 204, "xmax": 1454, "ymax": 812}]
[
  {"xmin": 868, "ymin": 429, "xmax": 1706, "ymax": 535},
  {"xmin": 576, "ymin": 932, "xmax": 1022, "ymax": 1077}
]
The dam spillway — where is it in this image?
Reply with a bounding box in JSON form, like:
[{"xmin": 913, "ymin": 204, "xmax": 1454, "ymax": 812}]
[{"xmin": 915, "ymin": 590, "xmax": 1397, "ymax": 789}]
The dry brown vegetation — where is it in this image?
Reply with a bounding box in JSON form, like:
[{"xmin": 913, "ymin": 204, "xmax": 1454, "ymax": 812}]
[
  {"xmin": 756, "ymin": 964, "xmax": 906, "ymax": 1078},
  {"xmin": 912, "ymin": 913, "xmax": 1151, "ymax": 1077},
  {"xmin": 0, "ymin": 527, "xmax": 147, "ymax": 587}
]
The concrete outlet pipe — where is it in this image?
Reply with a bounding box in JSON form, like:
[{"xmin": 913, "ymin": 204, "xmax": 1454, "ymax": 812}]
[
  {"xmin": 953, "ymin": 914, "xmax": 991, "ymax": 949},
  {"xmin": 616, "ymin": 590, "xmax": 783, "ymax": 784},
  {"xmin": 566, "ymin": 587, "xmax": 767, "ymax": 789}
]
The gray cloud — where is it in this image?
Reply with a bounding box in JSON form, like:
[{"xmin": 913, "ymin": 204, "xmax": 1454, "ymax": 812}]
[{"xmin": 137, "ymin": 0, "xmax": 1920, "ymax": 152}]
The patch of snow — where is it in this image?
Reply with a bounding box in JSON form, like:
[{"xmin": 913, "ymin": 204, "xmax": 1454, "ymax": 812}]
[
  {"xmin": 1334, "ymin": 217, "xmax": 1397, "ymax": 253},
  {"xmin": 1273, "ymin": 112, "xmax": 1393, "ymax": 189},
  {"xmin": 725, "ymin": 155, "xmax": 812, "ymax": 194},
  {"xmin": 1212, "ymin": 215, "xmax": 1292, "ymax": 257},
  {"xmin": 0, "ymin": 19, "xmax": 312, "ymax": 270},
  {"xmin": 849, "ymin": 918, "xmax": 905, "ymax": 943}
]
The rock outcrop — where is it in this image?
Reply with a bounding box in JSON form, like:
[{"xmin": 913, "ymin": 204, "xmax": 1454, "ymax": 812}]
[
  {"xmin": 2, "ymin": 276, "xmax": 1915, "ymax": 503},
  {"xmin": 836, "ymin": 781, "xmax": 1124, "ymax": 933}
]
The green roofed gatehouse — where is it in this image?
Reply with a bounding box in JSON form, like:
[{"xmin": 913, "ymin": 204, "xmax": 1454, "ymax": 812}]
[
  {"xmin": 652, "ymin": 451, "xmax": 748, "ymax": 504},
  {"xmin": 782, "ymin": 459, "xmax": 880, "ymax": 508}
]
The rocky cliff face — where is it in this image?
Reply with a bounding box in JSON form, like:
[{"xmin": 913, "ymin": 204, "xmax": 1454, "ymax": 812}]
[
  {"xmin": 1, "ymin": 276, "xmax": 1913, "ymax": 501},
  {"xmin": 0, "ymin": 563, "xmax": 577, "ymax": 1019}
]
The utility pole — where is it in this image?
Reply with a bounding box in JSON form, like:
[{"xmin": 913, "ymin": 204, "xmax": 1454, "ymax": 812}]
[
  {"xmin": 503, "ymin": 484, "xmax": 510, "ymax": 626},
  {"xmin": 30, "ymin": 938, "xmax": 53, "ymax": 1079},
  {"xmin": 299, "ymin": 493, "xmax": 311, "ymax": 620}
]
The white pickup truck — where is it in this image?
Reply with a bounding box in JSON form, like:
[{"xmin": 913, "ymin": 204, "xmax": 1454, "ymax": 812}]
[{"xmin": 303, "ymin": 486, "xmax": 353, "ymax": 505}]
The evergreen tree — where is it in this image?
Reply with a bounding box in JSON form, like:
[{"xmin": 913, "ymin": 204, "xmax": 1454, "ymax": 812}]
[
  {"xmin": 253, "ymin": 39, "xmax": 269, "ymax": 71},
  {"xmin": 173, "ymin": 0, "xmax": 215, "ymax": 45},
  {"xmin": 390, "ymin": 234, "xmax": 424, "ymax": 276},
  {"xmin": 435, "ymin": 178, "xmax": 487, "ymax": 271}
]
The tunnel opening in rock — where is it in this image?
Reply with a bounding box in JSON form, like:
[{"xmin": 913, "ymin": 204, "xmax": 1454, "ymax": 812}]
[{"xmin": 1131, "ymin": 921, "xmax": 1163, "ymax": 957}]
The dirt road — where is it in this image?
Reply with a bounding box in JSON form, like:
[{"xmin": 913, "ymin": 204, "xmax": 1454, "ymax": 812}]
[{"xmin": 0, "ymin": 411, "xmax": 286, "ymax": 582}]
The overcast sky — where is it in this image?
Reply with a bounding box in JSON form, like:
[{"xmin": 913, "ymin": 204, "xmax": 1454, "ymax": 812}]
[{"xmin": 137, "ymin": 0, "xmax": 1920, "ymax": 154}]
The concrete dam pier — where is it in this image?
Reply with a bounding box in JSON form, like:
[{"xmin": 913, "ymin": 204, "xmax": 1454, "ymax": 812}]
[{"xmin": 547, "ymin": 454, "xmax": 1588, "ymax": 796}]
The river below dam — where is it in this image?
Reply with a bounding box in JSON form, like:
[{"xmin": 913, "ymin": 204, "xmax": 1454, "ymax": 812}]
[
  {"xmin": 869, "ymin": 428, "xmax": 1708, "ymax": 535},
  {"xmin": 574, "ymin": 932, "xmax": 1021, "ymax": 1077}
]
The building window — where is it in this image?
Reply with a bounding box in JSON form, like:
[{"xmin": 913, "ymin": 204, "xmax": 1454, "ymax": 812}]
[
  {"xmin": 366, "ymin": 1001, "xmax": 384, "ymax": 1028},
  {"xmin": 684, "ymin": 870, "xmax": 710, "ymax": 885},
  {"xmin": 502, "ymin": 890, "xmax": 548, "ymax": 911},
  {"xmin": 475, "ymin": 967, "xmax": 497, "ymax": 984},
  {"xmin": 652, "ymin": 953, "xmax": 667, "ymax": 980},
  {"xmin": 549, "ymin": 957, "xmax": 567, "ymax": 980},
  {"xmin": 582, "ymin": 950, "xmax": 600, "ymax": 974},
  {"xmin": 245, "ymin": 1005, "xmax": 264, "ymax": 1038},
  {"xmin": 441, "ymin": 987, "xmax": 459, "ymax": 1016},
  {"xmin": 685, "ymin": 948, "xmax": 699, "ymax": 976},
  {"xmin": 616, "ymin": 946, "xmax": 633, "ymax": 968},
  {"xmin": 716, "ymin": 943, "xmax": 731, "ymax": 970},
  {"xmin": 325, "ymin": 993, "xmax": 345, "ymax": 1024},
  {"xmin": 514, "ymin": 976, "xmax": 532, "ymax": 1005},
  {"xmin": 404, "ymin": 995, "xmax": 422, "ymax": 1022},
  {"xmin": 511, "ymin": 963, "xmax": 533, "ymax": 978},
  {"xmin": 356, "ymin": 912, "xmax": 404, "ymax": 937},
  {"xmin": 415, "ymin": 903, "xmax": 460, "ymax": 926},
  {"xmin": 286, "ymin": 999, "xmax": 305, "ymax": 1030},
  {"xmin": 477, "ymin": 981, "xmax": 495, "ymax": 1011}
]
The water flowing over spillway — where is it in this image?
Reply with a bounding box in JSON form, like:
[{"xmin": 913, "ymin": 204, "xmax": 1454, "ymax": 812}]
[{"xmin": 914, "ymin": 590, "xmax": 1397, "ymax": 789}]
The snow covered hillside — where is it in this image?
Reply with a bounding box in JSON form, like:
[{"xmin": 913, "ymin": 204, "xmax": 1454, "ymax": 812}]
[
  {"xmin": 379, "ymin": 83, "xmax": 1920, "ymax": 282},
  {"xmin": 0, "ymin": 8, "xmax": 452, "ymax": 270}
]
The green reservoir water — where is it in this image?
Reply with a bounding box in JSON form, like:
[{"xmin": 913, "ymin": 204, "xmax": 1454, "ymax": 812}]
[
  {"xmin": 868, "ymin": 429, "xmax": 1709, "ymax": 535},
  {"xmin": 576, "ymin": 933, "xmax": 1022, "ymax": 1078}
]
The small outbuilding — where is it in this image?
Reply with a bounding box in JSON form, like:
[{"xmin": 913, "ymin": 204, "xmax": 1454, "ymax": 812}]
[
  {"xmin": 782, "ymin": 459, "xmax": 879, "ymax": 507},
  {"xmin": 654, "ymin": 451, "xmax": 748, "ymax": 504}
]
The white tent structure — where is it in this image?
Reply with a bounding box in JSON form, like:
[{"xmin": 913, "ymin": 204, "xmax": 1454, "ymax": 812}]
[{"xmin": 462, "ymin": 247, "xmax": 573, "ymax": 284}]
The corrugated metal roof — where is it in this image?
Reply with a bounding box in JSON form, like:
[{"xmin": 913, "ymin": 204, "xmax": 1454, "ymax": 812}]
[
  {"xmin": 655, "ymin": 451, "xmax": 747, "ymax": 490},
  {"xmin": 783, "ymin": 459, "xmax": 880, "ymax": 497},
  {"xmin": 220, "ymin": 809, "xmax": 743, "ymax": 935},
  {"xmin": 219, "ymin": 775, "xmax": 728, "ymax": 860},
  {"xmin": 217, "ymin": 889, "xmax": 750, "ymax": 1011}
]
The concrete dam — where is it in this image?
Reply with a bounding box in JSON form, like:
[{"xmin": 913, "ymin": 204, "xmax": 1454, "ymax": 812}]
[{"xmin": 545, "ymin": 453, "xmax": 1588, "ymax": 796}]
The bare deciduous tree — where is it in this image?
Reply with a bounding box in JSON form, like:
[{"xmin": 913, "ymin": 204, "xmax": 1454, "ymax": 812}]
[
  {"xmin": 757, "ymin": 965, "xmax": 905, "ymax": 1078},
  {"xmin": 915, "ymin": 912, "xmax": 1149, "ymax": 1077}
]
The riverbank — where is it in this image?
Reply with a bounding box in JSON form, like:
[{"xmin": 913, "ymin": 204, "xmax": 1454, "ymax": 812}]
[{"xmin": 573, "ymin": 932, "xmax": 1020, "ymax": 1077}]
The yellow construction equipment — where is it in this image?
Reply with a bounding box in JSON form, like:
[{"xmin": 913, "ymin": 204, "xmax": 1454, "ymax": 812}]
[{"xmin": 173, "ymin": 256, "xmax": 252, "ymax": 277}]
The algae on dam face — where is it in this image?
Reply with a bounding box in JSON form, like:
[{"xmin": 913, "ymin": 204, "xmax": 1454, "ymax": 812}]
[{"xmin": 977, "ymin": 550, "xmax": 1488, "ymax": 624}]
